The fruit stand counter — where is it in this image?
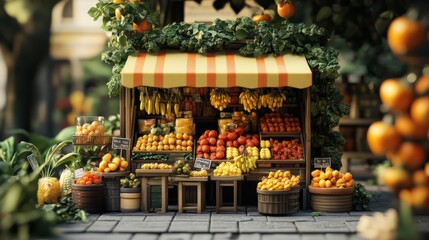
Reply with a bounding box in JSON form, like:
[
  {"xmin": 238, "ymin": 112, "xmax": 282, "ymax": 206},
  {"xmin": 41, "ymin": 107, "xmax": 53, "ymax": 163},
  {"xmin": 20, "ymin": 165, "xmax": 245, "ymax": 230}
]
[{"xmin": 119, "ymin": 51, "xmax": 313, "ymax": 208}]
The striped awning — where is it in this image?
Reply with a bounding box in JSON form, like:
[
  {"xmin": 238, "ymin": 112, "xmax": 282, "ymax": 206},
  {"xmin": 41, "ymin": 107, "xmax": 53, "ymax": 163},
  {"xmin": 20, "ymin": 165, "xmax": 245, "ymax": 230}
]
[{"xmin": 121, "ymin": 51, "xmax": 312, "ymax": 89}]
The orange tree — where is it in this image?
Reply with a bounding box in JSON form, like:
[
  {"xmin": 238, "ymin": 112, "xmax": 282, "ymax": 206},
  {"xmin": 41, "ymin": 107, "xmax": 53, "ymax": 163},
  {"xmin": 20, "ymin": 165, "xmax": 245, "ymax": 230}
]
[{"xmin": 89, "ymin": 0, "xmax": 349, "ymax": 169}]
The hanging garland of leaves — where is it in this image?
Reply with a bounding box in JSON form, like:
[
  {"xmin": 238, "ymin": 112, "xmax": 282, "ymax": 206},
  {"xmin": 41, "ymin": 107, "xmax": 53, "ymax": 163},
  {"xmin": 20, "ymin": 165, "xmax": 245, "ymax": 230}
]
[{"xmin": 89, "ymin": 0, "xmax": 349, "ymax": 169}]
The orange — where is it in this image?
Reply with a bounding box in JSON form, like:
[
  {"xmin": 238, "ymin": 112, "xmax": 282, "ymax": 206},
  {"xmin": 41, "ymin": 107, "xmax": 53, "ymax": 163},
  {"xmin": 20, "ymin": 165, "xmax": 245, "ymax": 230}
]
[
  {"xmin": 413, "ymin": 170, "xmax": 429, "ymax": 186},
  {"xmin": 319, "ymin": 179, "xmax": 326, "ymax": 188},
  {"xmin": 332, "ymin": 170, "xmax": 340, "ymax": 179},
  {"xmin": 367, "ymin": 121, "xmax": 401, "ymax": 156},
  {"xmin": 391, "ymin": 142, "xmax": 425, "ymax": 170},
  {"xmin": 345, "ymin": 179, "xmax": 354, "ymax": 188},
  {"xmin": 133, "ymin": 19, "xmax": 152, "ymax": 32},
  {"xmin": 325, "ymin": 179, "xmax": 332, "ymax": 188},
  {"xmin": 415, "ymin": 75, "xmax": 429, "ymax": 95},
  {"xmin": 252, "ymin": 13, "xmax": 272, "ymax": 24},
  {"xmin": 312, "ymin": 181, "xmax": 319, "ymax": 188},
  {"xmin": 336, "ymin": 178, "xmax": 345, "ymax": 188},
  {"xmin": 112, "ymin": 156, "xmax": 121, "ymax": 166},
  {"xmin": 277, "ymin": 1, "xmax": 295, "ymax": 19},
  {"xmin": 120, "ymin": 160, "xmax": 129, "ymax": 169},
  {"xmin": 113, "ymin": 0, "xmax": 123, "ymax": 3},
  {"xmin": 411, "ymin": 97, "xmax": 429, "ymax": 128},
  {"xmin": 99, "ymin": 160, "xmax": 108, "ymax": 169},
  {"xmin": 108, "ymin": 163, "xmax": 118, "ymax": 171},
  {"xmin": 319, "ymin": 171, "xmax": 326, "ymax": 180},
  {"xmin": 382, "ymin": 167, "xmax": 411, "ymax": 190},
  {"xmin": 311, "ymin": 169, "xmax": 320, "ymax": 178},
  {"xmin": 344, "ymin": 172, "xmax": 353, "ymax": 182},
  {"xmin": 387, "ymin": 16, "xmax": 426, "ymax": 54},
  {"xmin": 394, "ymin": 114, "xmax": 428, "ymax": 140},
  {"xmin": 102, "ymin": 153, "xmax": 112, "ymax": 162},
  {"xmin": 399, "ymin": 189, "xmax": 413, "ymax": 205},
  {"xmin": 104, "ymin": 167, "xmax": 111, "ymax": 173},
  {"xmin": 115, "ymin": 8, "xmax": 121, "ymax": 20},
  {"xmin": 379, "ymin": 78, "xmax": 413, "ymax": 112},
  {"xmin": 411, "ymin": 187, "xmax": 429, "ymax": 208}
]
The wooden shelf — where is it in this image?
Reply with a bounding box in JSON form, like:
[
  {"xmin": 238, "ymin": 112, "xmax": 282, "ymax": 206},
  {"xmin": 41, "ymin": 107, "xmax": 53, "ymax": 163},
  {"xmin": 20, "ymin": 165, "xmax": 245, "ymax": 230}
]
[
  {"xmin": 342, "ymin": 151, "xmax": 381, "ymax": 159},
  {"xmin": 257, "ymin": 159, "xmax": 305, "ymax": 164},
  {"xmin": 133, "ymin": 150, "xmax": 192, "ymax": 154},
  {"xmin": 260, "ymin": 132, "xmax": 302, "ymax": 138},
  {"xmin": 339, "ymin": 117, "xmax": 378, "ymax": 127}
]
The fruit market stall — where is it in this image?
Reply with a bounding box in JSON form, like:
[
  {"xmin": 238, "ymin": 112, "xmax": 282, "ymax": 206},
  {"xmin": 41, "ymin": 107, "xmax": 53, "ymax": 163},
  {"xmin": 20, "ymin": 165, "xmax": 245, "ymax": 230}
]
[{"xmin": 118, "ymin": 51, "xmax": 313, "ymax": 208}]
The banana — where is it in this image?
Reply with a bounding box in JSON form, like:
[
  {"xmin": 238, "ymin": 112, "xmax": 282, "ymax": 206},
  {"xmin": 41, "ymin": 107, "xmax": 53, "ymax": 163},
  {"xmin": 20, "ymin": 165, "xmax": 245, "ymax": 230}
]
[
  {"xmin": 166, "ymin": 102, "xmax": 171, "ymax": 115},
  {"xmin": 174, "ymin": 103, "xmax": 179, "ymax": 116},
  {"xmin": 147, "ymin": 98, "xmax": 152, "ymax": 115},
  {"xmin": 154, "ymin": 95, "xmax": 160, "ymax": 115},
  {"xmin": 160, "ymin": 103, "xmax": 166, "ymax": 116}
]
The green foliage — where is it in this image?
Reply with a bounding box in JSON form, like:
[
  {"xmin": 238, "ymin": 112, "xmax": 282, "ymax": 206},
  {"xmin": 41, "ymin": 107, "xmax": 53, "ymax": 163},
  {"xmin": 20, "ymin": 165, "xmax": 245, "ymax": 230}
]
[
  {"xmin": 89, "ymin": 0, "xmax": 349, "ymax": 169},
  {"xmin": 42, "ymin": 195, "xmax": 87, "ymax": 223},
  {"xmin": 352, "ymin": 183, "xmax": 373, "ymax": 211}
]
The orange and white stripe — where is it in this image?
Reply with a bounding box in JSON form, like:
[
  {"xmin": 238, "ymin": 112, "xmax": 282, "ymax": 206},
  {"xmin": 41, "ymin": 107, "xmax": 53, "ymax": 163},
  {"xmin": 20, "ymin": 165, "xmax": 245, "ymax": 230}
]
[{"xmin": 121, "ymin": 51, "xmax": 312, "ymax": 89}]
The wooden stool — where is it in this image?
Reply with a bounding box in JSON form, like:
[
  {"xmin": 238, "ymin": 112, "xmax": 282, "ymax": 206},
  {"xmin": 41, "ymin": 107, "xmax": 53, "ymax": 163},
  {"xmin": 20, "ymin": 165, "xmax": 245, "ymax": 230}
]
[
  {"xmin": 175, "ymin": 176, "xmax": 208, "ymax": 213},
  {"xmin": 135, "ymin": 170, "xmax": 172, "ymax": 213},
  {"xmin": 211, "ymin": 176, "xmax": 243, "ymax": 213}
]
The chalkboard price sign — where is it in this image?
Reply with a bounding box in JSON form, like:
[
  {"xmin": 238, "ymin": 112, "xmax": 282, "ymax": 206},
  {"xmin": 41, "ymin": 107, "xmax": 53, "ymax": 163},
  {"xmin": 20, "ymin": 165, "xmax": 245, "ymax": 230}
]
[
  {"xmin": 112, "ymin": 137, "xmax": 131, "ymax": 150},
  {"xmin": 314, "ymin": 157, "xmax": 331, "ymax": 168},
  {"xmin": 194, "ymin": 158, "xmax": 211, "ymax": 170}
]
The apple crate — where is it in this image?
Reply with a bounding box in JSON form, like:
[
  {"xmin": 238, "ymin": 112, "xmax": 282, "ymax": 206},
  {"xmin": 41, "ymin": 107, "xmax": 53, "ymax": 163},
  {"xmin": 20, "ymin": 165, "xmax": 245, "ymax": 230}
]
[{"xmin": 257, "ymin": 186, "xmax": 300, "ymax": 215}]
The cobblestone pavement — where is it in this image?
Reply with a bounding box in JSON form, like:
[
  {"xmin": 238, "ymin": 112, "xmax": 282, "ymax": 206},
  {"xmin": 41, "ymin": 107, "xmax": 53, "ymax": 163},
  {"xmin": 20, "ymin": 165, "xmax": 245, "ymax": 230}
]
[{"xmin": 47, "ymin": 182, "xmax": 419, "ymax": 240}]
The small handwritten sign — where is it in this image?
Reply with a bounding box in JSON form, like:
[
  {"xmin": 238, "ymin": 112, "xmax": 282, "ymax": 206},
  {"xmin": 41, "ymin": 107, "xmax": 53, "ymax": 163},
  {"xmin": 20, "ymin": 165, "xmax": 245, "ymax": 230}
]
[
  {"xmin": 314, "ymin": 157, "xmax": 331, "ymax": 168},
  {"xmin": 74, "ymin": 168, "xmax": 85, "ymax": 179},
  {"xmin": 27, "ymin": 154, "xmax": 39, "ymax": 171},
  {"xmin": 194, "ymin": 158, "xmax": 211, "ymax": 170},
  {"xmin": 112, "ymin": 137, "xmax": 131, "ymax": 150}
]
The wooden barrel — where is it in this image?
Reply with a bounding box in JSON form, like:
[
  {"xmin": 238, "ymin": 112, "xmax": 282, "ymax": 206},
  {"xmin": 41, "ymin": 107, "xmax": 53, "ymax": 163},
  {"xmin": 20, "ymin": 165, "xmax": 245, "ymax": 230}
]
[
  {"xmin": 71, "ymin": 184, "xmax": 104, "ymax": 213},
  {"xmin": 309, "ymin": 186, "xmax": 354, "ymax": 212},
  {"xmin": 257, "ymin": 187, "xmax": 300, "ymax": 215},
  {"xmin": 120, "ymin": 188, "xmax": 141, "ymax": 213}
]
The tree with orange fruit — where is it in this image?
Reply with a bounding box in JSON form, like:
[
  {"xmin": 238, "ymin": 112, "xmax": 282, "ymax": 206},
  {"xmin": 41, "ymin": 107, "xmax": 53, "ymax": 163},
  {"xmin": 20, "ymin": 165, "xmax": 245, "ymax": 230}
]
[{"xmin": 367, "ymin": 0, "xmax": 429, "ymax": 226}]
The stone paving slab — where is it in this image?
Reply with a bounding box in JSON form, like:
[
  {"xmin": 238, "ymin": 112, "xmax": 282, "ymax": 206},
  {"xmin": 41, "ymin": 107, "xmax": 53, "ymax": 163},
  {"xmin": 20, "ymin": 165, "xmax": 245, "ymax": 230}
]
[
  {"xmin": 261, "ymin": 234, "xmax": 300, "ymax": 240},
  {"xmin": 247, "ymin": 211, "xmax": 265, "ymax": 216},
  {"xmin": 213, "ymin": 233, "xmax": 234, "ymax": 240},
  {"xmin": 295, "ymin": 221, "xmax": 351, "ymax": 233},
  {"xmin": 120, "ymin": 216, "xmax": 146, "ymax": 222},
  {"xmin": 145, "ymin": 215, "xmax": 174, "ymax": 222},
  {"xmin": 348, "ymin": 211, "xmax": 374, "ymax": 216},
  {"xmin": 98, "ymin": 214, "xmax": 123, "ymax": 221},
  {"xmin": 114, "ymin": 221, "xmax": 170, "ymax": 233},
  {"xmin": 247, "ymin": 216, "xmax": 268, "ymax": 222},
  {"xmin": 237, "ymin": 233, "xmax": 261, "ymax": 240},
  {"xmin": 239, "ymin": 221, "xmax": 296, "ymax": 233},
  {"xmin": 158, "ymin": 233, "xmax": 192, "ymax": 240},
  {"xmin": 314, "ymin": 216, "xmax": 360, "ymax": 222},
  {"xmin": 56, "ymin": 233, "xmax": 132, "ymax": 240},
  {"xmin": 325, "ymin": 233, "xmax": 350, "ymax": 240},
  {"xmin": 191, "ymin": 233, "xmax": 214, "ymax": 240},
  {"xmin": 86, "ymin": 220, "xmax": 118, "ymax": 232},
  {"xmin": 86, "ymin": 214, "xmax": 100, "ymax": 221},
  {"xmin": 345, "ymin": 222, "xmax": 358, "ymax": 232},
  {"xmin": 55, "ymin": 222, "xmax": 93, "ymax": 233},
  {"xmin": 174, "ymin": 213, "xmax": 211, "ymax": 221},
  {"xmin": 131, "ymin": 233, "xmax": 159, "ymax": 240},
  {"xmin": 300, "ymin": 234, "xmax": 325, "ymax": 240},
  {"xmin": 211, "ymin": 213, "xmax": 252, "ymax": 222},
  {"xmin": 168, "ymin": 221, "xmax": 209, "ymax": 233},
  {"xmin": 210, "ymin": 221, "xmax": 238, "ymax": 233},
  {"xmin": 267, "ymin": 216, "xmax": 314, "ymax": 222}
]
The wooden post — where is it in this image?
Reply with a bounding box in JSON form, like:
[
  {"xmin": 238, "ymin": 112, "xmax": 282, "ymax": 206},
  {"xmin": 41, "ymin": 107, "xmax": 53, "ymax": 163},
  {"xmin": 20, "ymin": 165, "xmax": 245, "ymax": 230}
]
[{"xmin": 304, "ymin": 87, "xmax": 312, "ymax": 210}]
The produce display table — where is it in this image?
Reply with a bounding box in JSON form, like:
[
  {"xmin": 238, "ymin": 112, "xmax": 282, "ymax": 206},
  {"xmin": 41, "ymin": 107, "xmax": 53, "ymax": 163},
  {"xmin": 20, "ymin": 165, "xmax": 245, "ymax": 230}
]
[
  {"xmin": 135, "ymin": 169, "xmax": 172, "ymax": 213},
  {"xmin": 211, "ymin": 175, "xmax": 244, "ymax": 213},
  {"xmin": 174, "ymin": 176, "xmax": 208, "ymax": 213}
]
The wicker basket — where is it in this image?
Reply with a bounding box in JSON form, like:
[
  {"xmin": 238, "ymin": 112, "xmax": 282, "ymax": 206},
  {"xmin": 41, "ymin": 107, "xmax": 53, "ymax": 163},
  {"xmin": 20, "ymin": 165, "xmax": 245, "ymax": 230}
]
[
  {"xmin": 257, "ymin": 187, "xmax": 300, "ymax": 215},
  {"xmin": 71, "ymin": 184, "xmax": 104, "ymax": 213},
  {"xmin": 308, "ymin": 186, "xmax": 354, "ymax": 212}
]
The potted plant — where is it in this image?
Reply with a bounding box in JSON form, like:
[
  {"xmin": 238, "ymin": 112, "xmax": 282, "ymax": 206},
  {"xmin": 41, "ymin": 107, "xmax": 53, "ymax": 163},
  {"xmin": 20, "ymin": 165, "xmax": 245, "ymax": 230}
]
[{"xmin": 119, "ymin": 173, "xmax": 141, "ymax": 212}]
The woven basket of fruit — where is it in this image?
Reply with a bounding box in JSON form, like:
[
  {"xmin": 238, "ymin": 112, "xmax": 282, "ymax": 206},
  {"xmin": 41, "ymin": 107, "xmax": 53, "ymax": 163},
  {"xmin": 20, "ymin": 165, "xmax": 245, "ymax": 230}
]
[
  {"xmin": 71, "ymin": 172, "xmax": 104, "ymax": 213},
  {"xmin": 120, "ymin": 173, "xmax": 141, "ymax": 213},
  {"xmin": 309, "ymin": 168, "xmax": 355, "ymax": 213},
  {"xmin": 256, "ymin": 170, "xmax": 301, "ymax": 215}
]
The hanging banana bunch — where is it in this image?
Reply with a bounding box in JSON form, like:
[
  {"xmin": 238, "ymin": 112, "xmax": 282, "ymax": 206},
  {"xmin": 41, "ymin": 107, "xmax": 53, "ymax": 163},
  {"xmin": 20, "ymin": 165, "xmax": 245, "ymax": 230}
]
[
  {"xmin": 258, "ymin": 89, "xmax": 286, "ymax": 111},
  {"xmin": 210, "ymin": 88, "xmax": 231, "ymax": 111},
  {"xmin": 139, "ymin": 87, "xmax": 145, "ymax": 111},
  {"xmin": 239, "ymin": 89, "xmax": 259, "ymax": 112}
]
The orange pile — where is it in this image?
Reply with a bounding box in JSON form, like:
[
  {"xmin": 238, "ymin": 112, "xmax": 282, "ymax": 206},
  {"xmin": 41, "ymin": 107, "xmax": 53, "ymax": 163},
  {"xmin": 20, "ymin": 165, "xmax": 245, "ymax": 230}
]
[
  {"xmin": 75, "ymin": 172, "xmax": 102, "ymax": 185},
  {"xmin": 310, "ymin": 167, "xmax": 354, "ymax": 188}
]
